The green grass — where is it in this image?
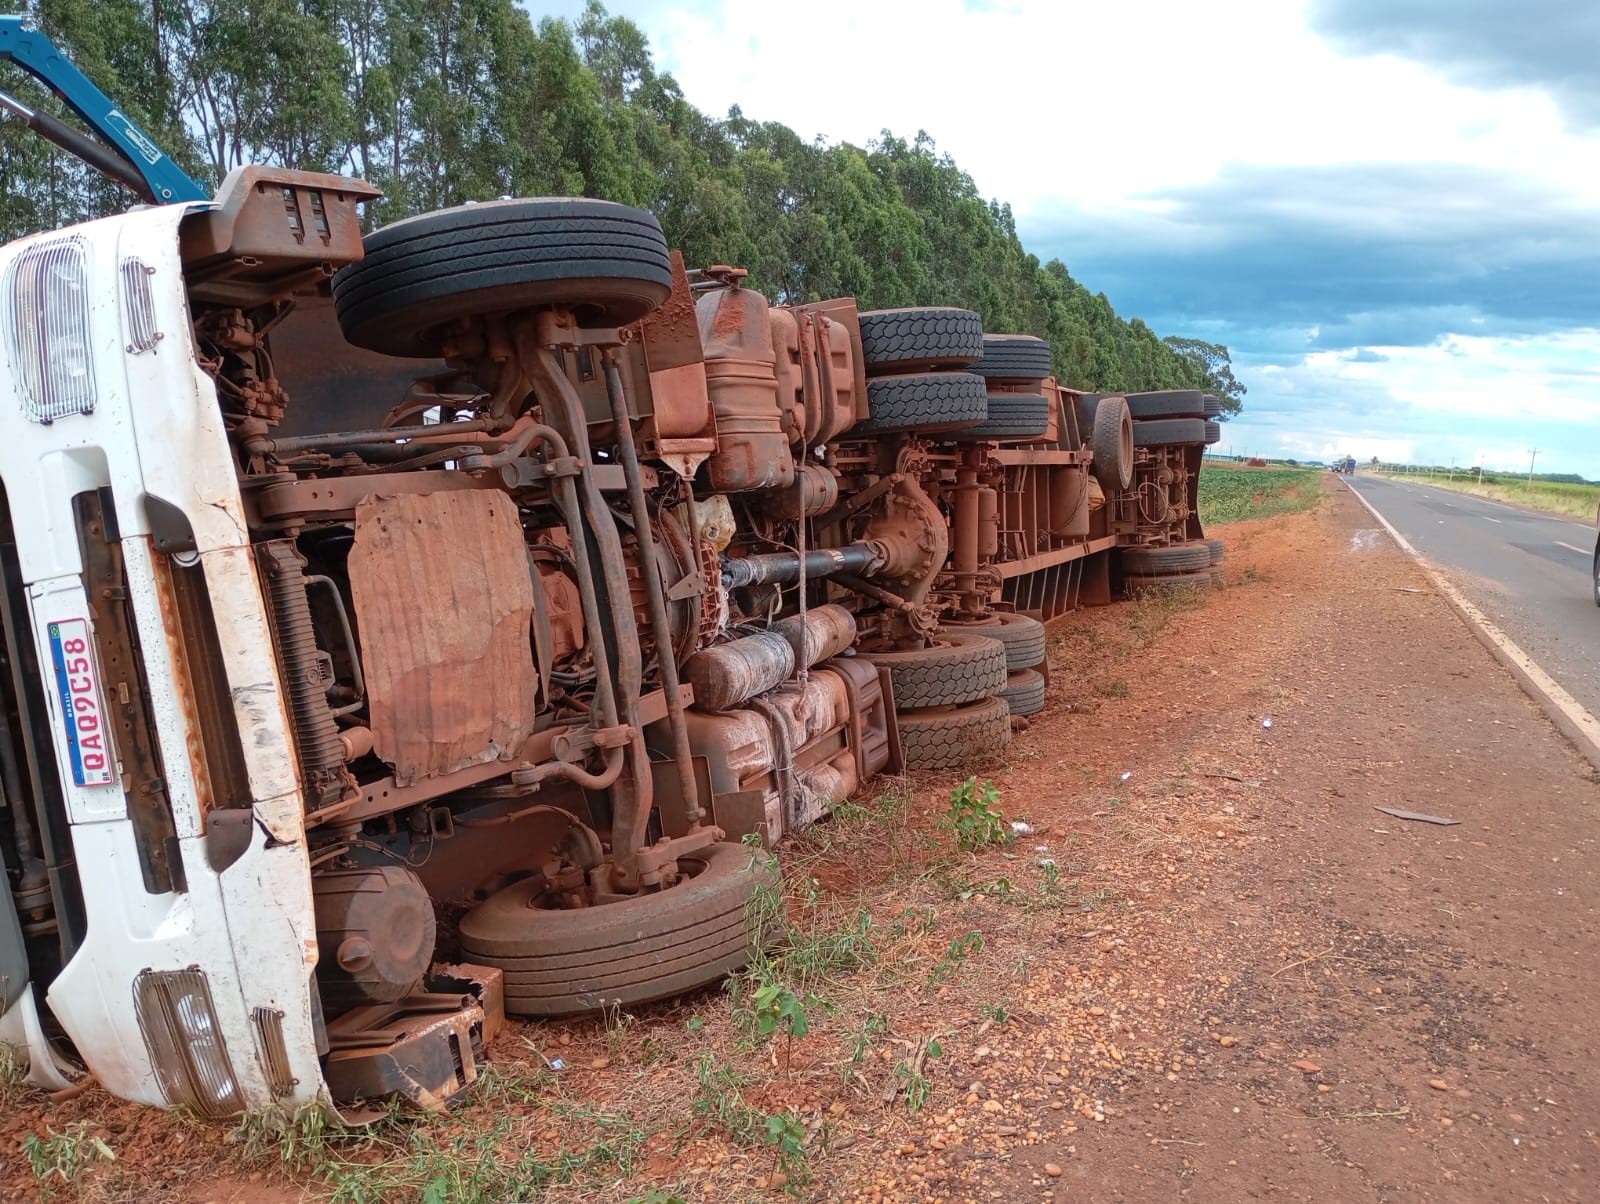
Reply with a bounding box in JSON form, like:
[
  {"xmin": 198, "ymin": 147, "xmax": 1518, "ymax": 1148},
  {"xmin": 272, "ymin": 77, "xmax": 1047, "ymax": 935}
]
[
  {"xmin": 1198, "ymin": 465, "xmax": 1324, "ymax": 526},
  {"xmin": 1372, "ymin": 470, "xmax": 1600, "ymax": 522}
]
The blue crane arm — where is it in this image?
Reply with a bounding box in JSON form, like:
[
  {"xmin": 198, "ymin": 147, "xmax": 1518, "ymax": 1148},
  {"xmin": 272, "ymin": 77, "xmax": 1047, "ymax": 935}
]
[{"xmin": 0, "ymin": 15, "xmax": 207, "ymax": 204}]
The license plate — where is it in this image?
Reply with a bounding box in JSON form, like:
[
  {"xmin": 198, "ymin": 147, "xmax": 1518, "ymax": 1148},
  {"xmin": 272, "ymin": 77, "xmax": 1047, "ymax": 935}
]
[{"xmin": 47, "ymin": 618, "xmax": 115, "ymax": 787}]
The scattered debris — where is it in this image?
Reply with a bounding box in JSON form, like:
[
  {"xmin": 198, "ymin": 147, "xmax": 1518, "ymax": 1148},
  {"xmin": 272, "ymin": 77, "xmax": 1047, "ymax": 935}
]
[
  {"xmin": 1374, "ymin": 806, "xmax": 1459, "ymax": 826},
  {"xmin": 1293, "ymin": 1059, "xmax": 1322, "ymax": 1073},
  {"xmin": 1205, "ymin": 772, "xmax": 1263, "ymax": 786},
  {"xmin": 1010, "ymin": 820, "xmax": 1034, "ymax": 835},
  {"xmin": 1262, "ymin": 718, "xmax": 1273, "ymax": 729}
]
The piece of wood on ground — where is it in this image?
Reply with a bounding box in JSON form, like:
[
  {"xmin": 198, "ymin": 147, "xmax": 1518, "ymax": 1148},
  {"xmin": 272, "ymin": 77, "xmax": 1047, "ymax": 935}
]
[{"xmin": 1373, "ymin": 806, "xmax": 1459, "ymax": 826}]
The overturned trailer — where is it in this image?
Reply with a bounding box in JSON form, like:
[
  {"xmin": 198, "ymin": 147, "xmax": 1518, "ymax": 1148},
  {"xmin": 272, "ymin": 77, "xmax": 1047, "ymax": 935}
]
[{"xmin": 0, "ymin": 168, "xmax": 1223, "ymax": 1117}]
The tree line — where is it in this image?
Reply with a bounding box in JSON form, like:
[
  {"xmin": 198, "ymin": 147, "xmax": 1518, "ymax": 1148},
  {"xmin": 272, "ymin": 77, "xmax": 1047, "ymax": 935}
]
[{"xmin": 0, "ymin": 0, "xmax": 1244, "ymax": 410}]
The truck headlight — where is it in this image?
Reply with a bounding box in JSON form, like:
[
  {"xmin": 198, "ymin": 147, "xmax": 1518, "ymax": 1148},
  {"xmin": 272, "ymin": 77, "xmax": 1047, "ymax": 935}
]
[
  {"xmin": 4, "ymin": 236, "xmax": 96, "ymax": 422},
  {"xmin": 133, "ymin": 968, "xmax": 244, "ymax": 1117}
]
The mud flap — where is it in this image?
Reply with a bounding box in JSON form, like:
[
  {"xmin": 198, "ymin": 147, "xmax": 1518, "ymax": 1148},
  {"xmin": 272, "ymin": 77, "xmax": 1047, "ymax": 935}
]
[{"xmin": 0, "ymin": 984, "xmax": 80, "ymax": 1090}]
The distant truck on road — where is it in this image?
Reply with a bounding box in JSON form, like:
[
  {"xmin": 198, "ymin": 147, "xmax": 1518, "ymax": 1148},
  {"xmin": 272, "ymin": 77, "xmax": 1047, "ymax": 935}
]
[{"xmin": 1332, "ymin": 457, "xmax": 1357, "ymax": 474}]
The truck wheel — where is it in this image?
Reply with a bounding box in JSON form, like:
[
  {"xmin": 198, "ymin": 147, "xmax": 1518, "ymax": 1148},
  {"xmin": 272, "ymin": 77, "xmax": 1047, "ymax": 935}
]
[
  {"xmin": 998, "ymin": 669, "xmax": 1046, "ymax": 717},
  {"xmin": 857, "ymin": 307, "xmax": 984, "ymax": 374},
  {"xmin": 860, "ymin": 632, "xmax": 1008, "ymax": 708},
  {"xmin": 1132, "ymin": 418, "xmax": 1208, "ymax": 448},
  {"xmin": 969, "ymin": 334, "xmax": 1054, "ymax": 382},
  {"xmin": 858, "ymin": 371, "xmax": 989, "ymax": 434},
  {"xmin": 458, "ymin": 842, "xmax": 776, "ymax": 1017},
  {"xmin": 952, "ymin": 394, "xmax": 1051, "ymax": 442},
  {"xmin": 1203, "ymin": 394, "xmax": 1222, "ymax": 419},
  {"xmin": 1125, "ymin": 390, "xmax": 1206, "ymax": 420},
  {"xmin": 1593, "ymin": 539, "xmax": 1599, "ymax": 608},
  {"xmin": 332, "ymin": 198, "xmax": 672, "ymax": 357},
  {"xmin": 897, "ymin": 696, "xmax": 1012, "ymax": 769},
  {"xmin": 1091, "ymin": 395, "xmax": 1134, "ymax": 491},
  {"xmin": 1124, "ymin": 568, "xmax": 1214, "ymax": 596},
  {"xmin": 1204, "ymin": 537, "xmax": 1225, "ymax": 565},
  {"xmin": 1203, "ymin": 420, "xmax": 1222, "ymax": 444},
  {"xmin": 942, "ymin": 612, "xmax": 1046, "ymax": 671},
  {"xmin": 1121, "ymin": 542, "xmax": 1213, "ymax": 576}
]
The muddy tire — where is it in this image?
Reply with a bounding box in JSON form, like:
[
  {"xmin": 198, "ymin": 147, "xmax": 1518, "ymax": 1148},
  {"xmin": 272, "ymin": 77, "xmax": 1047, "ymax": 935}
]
[
  {"xmin": 943, "ymin": 612, "xmax": 1045, "ymax": 671},
  {"xmin": 1204, "ymin": 537, "xmax": 1225, "ymax": 565},
  {"xmin": 1125, "ymin": 568, "xmax": 1215, "ymax": 596},
  {"xmin": 458, "ymin": 842, "xmax": 775, "ymax": 1017},
  {"xmin": 857, "ymin": 307, "xmax": 984, "ymax": 374},
  {"xmin": 1203, "ymin": 420, "xmax": 1222, "ymax": 444},
  {"xmin": 1132, "ymin": 418, "xmax": 1208, "ymax": 448},
  {"xmin": 998, "ymin": 669, "xmax": 1046, "ymax": 717},
  {"xmin": 1203, "ymin": 394, "xmax": 1222, "ymax": 419},
  {"xmin": 897, "ymin": 696, "xmax": 1012, "ymax": 769},
  {"xmin": 861, "ymin": 632, "xmax": 1008, "ymax": 709},
  {"xmin": 333, "ymin": 198, "xmax": 672, "ymax": 357},
  {"xmin": 969, "ymin": 334, "xmax": 1054, "ymax": 381},
  {"xmin": 1091, "ymin": 395, "xmax": 1134, "ymax": 491},
  {"xmin": 952, "ymin": 394, "xmax": 1051, "ymax": 442},
  {"xmin": 1125, "ymin": 390, "xmax": 1206, "ymax": 420},
  {"xmin": 1121, "ymin": 541, "xmax": 1213, "ymax": 576},
  {"xmin": 858, "ymin": 371, "xmax": 989, "ymax": 434}
]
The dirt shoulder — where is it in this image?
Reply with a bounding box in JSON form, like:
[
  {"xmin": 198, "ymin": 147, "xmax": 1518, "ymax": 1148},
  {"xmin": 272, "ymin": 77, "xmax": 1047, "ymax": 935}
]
[{"xmin": 6, "ymin": 481, "xmax": 1597, "ymax": 1204}]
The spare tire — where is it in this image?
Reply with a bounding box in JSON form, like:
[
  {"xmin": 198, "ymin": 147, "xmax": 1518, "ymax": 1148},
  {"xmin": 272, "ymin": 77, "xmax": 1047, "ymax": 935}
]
[
  {"xmin": 333, "ymin": 198, "xmax": 672, "ymax": 357},
  {"xmin": 1092, "ymin": 395, "xmax": 1134, "ymax": 491},
  {"xmin": 458, "ymin": 842, "xmax": 776, "ymax": 1016},
  {"xmin": 897, "ymin": 696, "xmax": 1012, "ymax": 770},
  {"xmin": 1121, "ymin": 542, "xmax": 1213, "ymax": 576},
  {"xmin": 952, "ymin": 393, "xmax": 1051, "ymax": 442},
  {"xmin": 969, "ymin": 334, "xmax": 1054, "ymax": 381},
  {"xmin": 1132, "ymin": 418, "xmax": 1208, "ymax": 448},
  {"xmin": 857, "ymin": 307, "xmax": 984, "ymax": 374},
  {"xmin": 1125, "ymin": 390, "xmax": 1206, "ymax": 420},
  {"xmin": 858, "ymin": 371, "xmax": 988, "ymax": 434},
  {"xmin": 859, "ymin": 632, "xmax": 1007, "ymax": 709}
]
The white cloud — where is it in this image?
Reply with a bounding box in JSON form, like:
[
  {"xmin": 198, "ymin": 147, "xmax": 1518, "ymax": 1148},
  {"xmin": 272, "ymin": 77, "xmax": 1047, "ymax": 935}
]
[
  {"xmin": 583, "ymin": 0, "xmax": 1600, "ymax": 215},
  {"xmin": 1221, "ymin": 331, "xmax": 1600, "ymax": 472}
]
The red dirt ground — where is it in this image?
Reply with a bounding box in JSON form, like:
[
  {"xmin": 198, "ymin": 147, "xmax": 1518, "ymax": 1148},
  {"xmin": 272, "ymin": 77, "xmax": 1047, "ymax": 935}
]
[{"xmin": 5, "ymin": 480, "xmax": 1596, "ymax": 1202}]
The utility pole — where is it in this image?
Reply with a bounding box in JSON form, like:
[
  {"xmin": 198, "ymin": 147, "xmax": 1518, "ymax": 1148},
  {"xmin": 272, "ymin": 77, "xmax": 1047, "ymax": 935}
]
[{"xmin": 1527, "ymin": 448, "xmax": 1539, "ymax": 485}]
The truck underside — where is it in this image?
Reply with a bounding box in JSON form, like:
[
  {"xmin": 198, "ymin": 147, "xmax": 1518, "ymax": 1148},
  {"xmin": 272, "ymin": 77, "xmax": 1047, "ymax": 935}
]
[{"xmin": 0, "ymin": 166, "xmax": 1224, "ymax": 1116}]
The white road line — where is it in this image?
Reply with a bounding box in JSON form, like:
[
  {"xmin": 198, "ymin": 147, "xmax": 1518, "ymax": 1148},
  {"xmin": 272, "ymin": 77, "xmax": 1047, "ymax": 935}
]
[
  {"xmin": 1481, "ymin": 516, "xmax": 1501, "ymax": 524},
  {"xmin": 1554, "ymin": 541, "xmax": 1588, "ymax": 556},
  {"xmin": 1341, "ymin": 480, "xmax": 1600, "ymax": 776}
]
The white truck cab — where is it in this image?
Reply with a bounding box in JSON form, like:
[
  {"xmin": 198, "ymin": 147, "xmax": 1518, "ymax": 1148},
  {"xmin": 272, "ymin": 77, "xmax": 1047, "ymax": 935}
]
[{"xmin": 0, "ymin": 173, "xmax": 498, "ymax": 1117}]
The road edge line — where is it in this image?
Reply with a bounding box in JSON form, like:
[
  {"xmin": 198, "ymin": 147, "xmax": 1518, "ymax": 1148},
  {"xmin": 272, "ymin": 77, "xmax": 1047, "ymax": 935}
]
[{"xmin": 1342, "ymin": 479, "xmax": 1600, "ymax": 776}]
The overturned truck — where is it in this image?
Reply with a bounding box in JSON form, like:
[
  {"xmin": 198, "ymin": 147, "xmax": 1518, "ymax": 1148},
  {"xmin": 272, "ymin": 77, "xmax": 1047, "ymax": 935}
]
[{"xmin": 0, "ymin": 169, "xmax": 1223, "ymax": 1117}]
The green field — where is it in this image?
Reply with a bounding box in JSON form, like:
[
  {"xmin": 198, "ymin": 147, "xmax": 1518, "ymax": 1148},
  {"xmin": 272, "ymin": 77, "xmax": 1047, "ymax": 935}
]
[
  {"xmin": 1371, "ymin": 471, "xmax": 1600, "ymax": 522},
  {"xmin": 1198, "ymin": 465, "xmax": 1324, "ymax": 526}
]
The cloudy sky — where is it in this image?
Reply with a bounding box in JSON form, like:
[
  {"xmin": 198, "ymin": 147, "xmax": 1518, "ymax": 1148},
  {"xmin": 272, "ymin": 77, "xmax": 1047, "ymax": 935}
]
[{"xmin": 542, "ymin": 0, "xmax": 1600, "ymax": 475}]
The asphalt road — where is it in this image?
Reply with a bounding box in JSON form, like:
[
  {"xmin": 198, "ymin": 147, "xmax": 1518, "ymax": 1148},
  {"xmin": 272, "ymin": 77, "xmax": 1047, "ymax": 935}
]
[{"xmin": 1343, "ymin": 473, "xmax": 1600, "ymax": 719}]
